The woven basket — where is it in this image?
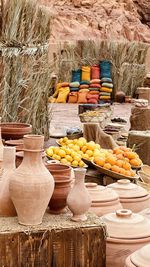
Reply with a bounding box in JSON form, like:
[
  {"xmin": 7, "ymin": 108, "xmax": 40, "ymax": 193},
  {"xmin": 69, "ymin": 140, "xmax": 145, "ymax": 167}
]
[{"xmin": 67, "ymin": 132, "xmax": 83, "ymax": 140}]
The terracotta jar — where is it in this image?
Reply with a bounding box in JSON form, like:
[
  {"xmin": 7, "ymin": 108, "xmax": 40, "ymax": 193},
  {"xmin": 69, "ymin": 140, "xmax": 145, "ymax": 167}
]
[
  {"xmin": 0, "ymin": 122, "xmax": 32, "ymax": 140},
  {"xmin": 5, "ymin": 139, "xmax": 24, "ymax": 152},
  {"xmin": 102, "ymin": 209, "xmax": 150, "ymax": 267},
  {"xmin": 0, "ymin": 146, "xmax": 17, "ymax": 216},
  {"xmin": 85, "ymin": 183, "xmax": 122, "ymax": 216},
  {"xmin": 125, "ymin": 244, "xmax": 150, "ymax": 267},
  {"xmin": 67, "ymin": 168, "xmax": 91, "ymax": 222},
  {"xmin": 107, "ymin": 179, "xmax": 150, "ymax": 212},
  {"xmin": 46, "ymin": 163, "xmax": 72, "ymax": 177},
  {"xmin": 9, "ymin": 135, "xmax": 54, "ymax": 226},
  {"xmin": 16, "ymin": 151, "xmax": 46, "ymax": 167},
  {"xmin": 49, "ymin": 175, "xmax": 72, "ymax": 214},
  {"xmin": 115, "ymin": 91, "xmax": 125, "ymax": 103},
  {"xmin": 0, "ymin": 127, "xmax": 4, "ymax": 168}
]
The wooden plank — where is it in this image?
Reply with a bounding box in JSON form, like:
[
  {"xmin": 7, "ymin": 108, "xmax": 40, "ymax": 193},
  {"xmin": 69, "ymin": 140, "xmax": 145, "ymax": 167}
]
[{"xmin": 0, "ymin": 233, "xmax": 18, "ymax": 267}]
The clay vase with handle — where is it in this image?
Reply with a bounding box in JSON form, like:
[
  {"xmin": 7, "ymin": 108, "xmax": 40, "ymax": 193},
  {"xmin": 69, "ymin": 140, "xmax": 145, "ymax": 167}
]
[
  {"xmin": 0, "ymin": 146, "xmax": 17, "ymax": 216},
  {"xmin": 67, "ymin": 168, "xmax": 91, "ymax": 222},
  {"xmin": 9, "ymin": 135, "xmax": 54, "ymax": 226}
]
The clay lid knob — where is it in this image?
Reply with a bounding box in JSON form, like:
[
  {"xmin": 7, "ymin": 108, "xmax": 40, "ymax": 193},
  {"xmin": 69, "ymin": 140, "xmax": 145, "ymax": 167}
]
[
  {"xmin": 85, "ymin": 182, "xmax": 97, "ymax": 188},
  {"xmin": 117, "ymin": 179, "xmax": 130, "ymax": 185},
  {"xmin": 116, "ymin": 209, "xmax": 132, "ymax": 218}
]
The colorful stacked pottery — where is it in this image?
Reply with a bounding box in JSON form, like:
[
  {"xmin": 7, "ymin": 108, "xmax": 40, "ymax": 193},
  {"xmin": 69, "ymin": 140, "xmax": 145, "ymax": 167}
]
[
  {"xmin": 86, "ymin": 183, "xmax": 122, "ymax": 216},
  {"xmin": 100, "ymin": 78, "xmax": 113, "ymax": 102},
  {"xmin": 102, "ymin": 209, "xmax": 150, "ymax": 267},
  {"xmin": 9, "ymin": 135, "xmax": 55, "ymax": 226},
  {"xmin": 125, "ymin": 244, "xmax": 150, "ymax": 267},
  {"xmin": 107, "ymin": 179, "xmax": 150, "ymax": 212}
]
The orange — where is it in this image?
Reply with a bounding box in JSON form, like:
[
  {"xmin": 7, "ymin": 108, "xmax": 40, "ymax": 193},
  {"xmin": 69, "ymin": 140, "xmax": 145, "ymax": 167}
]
[
  {"xmin": 116, "ymin": 154, "xmax": 124, "ymax": 160},
  {"xmin": 119, "ymin": 168, "xmax": 126, "ymax": 175},
  {"xmin": 122, "ymin": 161, "xmax": 131, "ymax": 170},
  {"xmin": 125, "ymin": 151, "xmax": 137, "ymax": 160},
  {"xmin": 103, "ymin": 163, "xmax": 111, "ymax": 170},
  {"xmin": 124, "ymin": 170, "xmax": 132, "ymax": 177},
  {"xmin": 130, "ymin": 158, "xmax": 142, "ymax": 167},
  {"xmin": 113, "ymin": 147, "xmax": 124, "ymax": 155},
  {"xmin": 116, "ymin": 160, "xmax": 123, "ymax": 168},
  {"xmin": 82, "ymin": 145, "xmax": 87, "ymax": 153},
  {"xmin": 111, "ymin": 165, "xmax": 120, "ymax": 173},
  {"xmin": 95, "ymin": 157, "xmax": 105, "ymax": 167},
  {"xmin": 106, "ymin": 156, "xmax": 117, "ymax": 166},
  {"xmin": 119, "ymin": 146, "xmax": 131, "ymax": 152}
]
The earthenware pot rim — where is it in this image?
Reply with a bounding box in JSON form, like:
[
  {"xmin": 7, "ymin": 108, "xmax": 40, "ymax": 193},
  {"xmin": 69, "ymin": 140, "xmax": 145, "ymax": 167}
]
[{"xmin": 130, "ymin": 244, "xmax": 150, "ymax": 266}]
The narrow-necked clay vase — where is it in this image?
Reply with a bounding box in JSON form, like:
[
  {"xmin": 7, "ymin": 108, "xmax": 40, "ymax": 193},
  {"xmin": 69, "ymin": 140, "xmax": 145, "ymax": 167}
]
[
  {"xmin": 125, "ymin": 244, "xmax": 150, "ymax": 267},
  {"xmin": 107, "ymin": 179, "xmax": 150, "ymax": 212},
  {"xmin": 0, "ymin": 127, "xmax": 4, "ymax": 168},
  {"xmin": 85, "ymin": 183, "xmax": 122, "ymax": 216},
  {"xmin": 0, "ymin": 146, "xmax": 17, "ymax": 216},
  {"xmin": 49, "ymin": 175, "xmax": 72, "ymax": 214},
  {"xmin": 9, "ymin": 135, "xmax": 54, "ymax": 226},
  {"xmin": 67, "ymin": 168, "xmax": 91, "ymax": 222},
  {"xmin": 102, "ymin": 209, "xmax": 150, "ymax": 267}
]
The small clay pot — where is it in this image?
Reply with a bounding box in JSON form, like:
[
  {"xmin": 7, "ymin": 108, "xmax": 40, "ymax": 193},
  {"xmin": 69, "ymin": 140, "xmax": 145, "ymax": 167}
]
[
  {"xmin": 115, "ymin": 91, "xmax": 125, "ymax": 103},
  {"xmin": 0, "ymin": 123, "xmax": 32, "ymax": 140},
  {"xmin": 16, "ymin": 151, "xmax": 46, "ymax": 168},
  {"xmin": 5, "ymin": 139, "xmax": 24, "ymax": 152},
  {"xmin": 49, "ymin": 176, "xmax": 72, "ymax": 214},
  {"xmin": 46, "ymin": 163, "xmax": 71, "ymax": 178}
]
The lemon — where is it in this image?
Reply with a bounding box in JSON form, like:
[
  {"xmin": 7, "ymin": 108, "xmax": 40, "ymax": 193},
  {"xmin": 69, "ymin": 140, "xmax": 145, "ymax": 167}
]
[
  {"xmin": 73, "ymin": 155, "xmax": 81, "ymax": 162},
  {"xmin": 61, "ymin": 158, "xmax": 68, "ymax": 164},
  {"xmin": 46, "ymin": 148, "xmax": 53, "ymax": 157},
  {"xmin": 65, "ymin": 155, "xmax": 73, "ymax": 162},
  {"xmin": 78, "ymin": 151, "xmax": 83, "ymax": 156},
  {"xmin": 79, "ymin": 137, "xmax": 87, "ymax": 145},
  {"xmin": 86, "ymin": 150, "xmax": 93, "ymax": 157},
  {"xmin": 83, "ymin": 154, "xmax": 89, "ymax": 160},
  {"xmin": 63, "ymin": 137, "xmax": 68, "ymax": 142},
  {"xmin": 95, "ymin": 144, "xmax": 101, "ymax": 149},
  {"xmin": 79, "ymin": 160, "xmax": 85, "ymax": 167},
  {"xmin": 76, "ymin": 140, "xmax": 84, "ymax": 148},
  {"xmin": 71, "ymin": 151, "xmax": 76, "ymax": 158},
  {"xmin": 73, "ymin": 139, "xmax": 78, "ymax": 144},
  {"xmin": 87, "ymin": 142, "xmax": 96, "ymax": 151},
  {"xmin": 53, "ymin": 154, "xmax": 61, "ymax": 161},
  {"xmin": 73, "ymin": 145, "xmax": 80, "ymax": 152},
  {"xmin": 72, "ymin": 160, "xmax": 78, "ymax": 167},
  {"xmin": 65, "ymin": 148, "xmax": 71, "ymax": 155},
  {"xmin": 68, "ymin": 144, "xmax": 74, "ymax": 148},
  {"xmin": 66, "ymin": 161, "xmax": 71, "ymax": 166},
  {"xmin": 58, "ymin": 149, "xmax": 66, "ymax": 158},
  {"xmin": 53, "ymin": 147, "xmax": 60, "ymax": 154},
  {"xmin": 59, "ymin": 138, "xmax": 63, "ymax": 143},
  {"xmin": 93, "ymin": 149, "xmax": 101, "ymax": 157}
]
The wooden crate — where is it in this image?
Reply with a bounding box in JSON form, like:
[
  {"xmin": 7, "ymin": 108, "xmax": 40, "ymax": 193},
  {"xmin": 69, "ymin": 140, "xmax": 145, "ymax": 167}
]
[{"xmin": 0, "ymin": 212, "xmax": 106, "ymax": 267}]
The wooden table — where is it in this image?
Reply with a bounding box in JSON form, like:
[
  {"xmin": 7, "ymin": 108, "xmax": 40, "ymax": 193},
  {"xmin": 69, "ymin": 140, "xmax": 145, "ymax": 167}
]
[{"xmin": 0, "ymin": 212, "xmax": 106, "ymax": 267}]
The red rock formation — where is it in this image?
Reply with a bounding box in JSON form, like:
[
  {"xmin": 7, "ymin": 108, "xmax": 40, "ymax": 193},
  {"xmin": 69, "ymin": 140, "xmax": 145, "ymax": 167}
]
[{"xmin": 39, "ymin": 0, "xmax": 150, "ymax": 42}]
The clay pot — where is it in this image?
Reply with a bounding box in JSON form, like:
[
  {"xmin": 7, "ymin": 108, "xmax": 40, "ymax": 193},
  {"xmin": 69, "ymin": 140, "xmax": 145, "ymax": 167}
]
[
  {"xmin": 9, "ymin": 135, "xmax": 54, "ymax": 226},
  {"xmin": 85, "ymin": 183, "xmax": 122, "ymax": 216},
  {"xmin": 0, "ymin": 122, "xmax": 32, "ymax": 140},
  {"xmin": 107, "ymin": 179, "xmax": 150, "ymax": 212},
  {"xmin": 16, "ymin": 151, "xmax": 46, "ymax": 167},
  {"xmin": 49, "ymin": 175, "xmax": 72, "ymax": 214},
  {"xmin": 5, "ymin": 139, "xmax": 24, "ymax": 152},
  {"xmin": 125, "ymin": 95, "xmax": 132, "ymax": 103},
  {"xmin": 102, "ymin": 209, "xmax": 150, "ymax": 267},
  {"xmin": 125, "ymin": 244, "xmax": 150, "ymax": 267},
  {"xmin": 0, "ymin": 128, "xmax": 4, "ymax": 168},
  {"xmin": 0, "ymin": 146, "xmax": 17, "ymax": 216},
  {"xmin": 46, "ymin": 163, "xmax": 72, "ymax": 178},
  {"xmin": 115, "ymin": 91, "xmax": 125, "ymax": 103},
  {"xmin": 67, "ymin": 168, "xmax": 91, "ymax": 222}
]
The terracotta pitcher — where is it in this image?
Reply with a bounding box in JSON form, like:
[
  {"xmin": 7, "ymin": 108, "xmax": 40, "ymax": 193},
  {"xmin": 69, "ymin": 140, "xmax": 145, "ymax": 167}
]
[
  {"xmin": 0, "ymin": 146, "xmax": 17, "ymax": 216},
  {"xmin": 9, "ymin": 135, "xmax": 54, "ymax": 226},
  {"xmin": 125, "ymin": 244, "xmax": 150, "ymax": 267},
  {"xmin": 67, "ymin": 168, "xmax": 91, "ymax": 222},
  {"xmin": 102, "ymin": 209, "xmax": 150, "ymax": 267}
]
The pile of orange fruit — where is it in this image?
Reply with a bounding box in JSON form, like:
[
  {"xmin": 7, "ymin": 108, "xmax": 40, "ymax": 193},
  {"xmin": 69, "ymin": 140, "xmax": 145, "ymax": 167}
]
[{"xmin": 93, "ymin": 146, "xmax": 142, "ymax": 177}]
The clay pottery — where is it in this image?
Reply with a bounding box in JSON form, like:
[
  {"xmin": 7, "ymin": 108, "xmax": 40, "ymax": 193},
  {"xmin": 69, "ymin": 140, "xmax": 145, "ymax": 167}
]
[
  {"xmin": 9, "ymin": 135, "xmax": 54, "ymax": 226},
  {"xmin": 125, "ymin": 244, "xmax": 150, "ymax": 267},
  {"xmin": 16, "ymin": 151, "xmax": 46, "ymax": 168},
  {"xmin": 67, "ymin": 168, "xmax": 91, "ymax": 222},
  {"xmin": 0, "ymin": 122, "xmax": 32, "ymax": 140},
  {"xmin": 0, "ymin": 127, "xmax": 4, "ymax": 168},
  {"xmin": 85, "ymin": 183, "xmax": 122, "ymax": 216},
  {"xmin": 102, "ymin": 209, "xmax": 150, "ymax": 267},
  {"xmin": 46, "ymin": 163, "xmax": 72, "ymax": 178},
  {"xmin": 107, "ymin": 179, "xmax": 150, "ymax": 212},
  {"xmin": 49, "ymin": 175, "xmax": 72, "ymax": 214},
  {"xmin": 0, "ymin": 146, "xmax": 17, "ymax": 216},
  {"xmin": 125, "ymin": 95, "xmax": 132, "ymax": 103},
  {"xmin": 141, "ymin": 165, "xmax": 150, "ymax": 176},
  {"xmin": 5, "ymin": 139, "xmax": 24, "ymax": 152},
  {"xmin": 115, "ymin": 91, "xmax": 125, "ymax": 103}
]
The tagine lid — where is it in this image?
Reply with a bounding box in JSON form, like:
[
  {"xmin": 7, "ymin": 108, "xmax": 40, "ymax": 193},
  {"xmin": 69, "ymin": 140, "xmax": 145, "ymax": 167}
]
[
  {"xmin": 130, "ymin": 244, "xmax": 150, "ymax": 267},
  {"xmin": 85, "ymin": 183, "xmax": 119, "ymax": 203},
  {"xmin": 107, "ymin": 179, "xmax": 147, "ymax": 198},
  {"xmin": 102, "ymin": 209, "xmax": 150, "ymax": 239}
]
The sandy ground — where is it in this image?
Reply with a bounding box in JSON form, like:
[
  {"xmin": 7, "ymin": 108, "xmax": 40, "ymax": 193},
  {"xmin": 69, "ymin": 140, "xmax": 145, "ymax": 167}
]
[{"xmin": 50, "ymin": 103, "xmax": 132, "ymax": 135}]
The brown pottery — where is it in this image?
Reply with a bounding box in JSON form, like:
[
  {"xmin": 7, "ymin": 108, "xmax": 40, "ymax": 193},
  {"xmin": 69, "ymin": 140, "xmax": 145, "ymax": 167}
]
[
  {"xmin": 67, "ymin": 168, "xmax": 91, "ymax": 222},
  {"xmin": 0, "ymin": 122, "xmax": 32, "ymax": 140},
  {"xmin": 86, "ymin": 182, "xmax": 122, "ymax": 216},
  {"xmin": 46, "ymin": 163, "xmax": 72, "ymax": 178},
  {"xmin": 0, "ymin": 146, "xmax": 17, "ymax": 216},
  {"xmin": 9, "ymin": 135, "xmax": 54, "ymax": 226},
  {"xmin": 102, "ymin": 209, "xmax": 150, "ymax": 267},
  {"xmin": 49, "ymin": 175, "xmax": 72, "ymax": 214},
  {"xmin": 107, "ymin": 179, "xmax": 150, "ymax": 212},
  {"xmin": 5, "ymin": 139, "xmax": 24, "ymax": 152},
  {"xmin": 125, "ymin": 244, "xmax": 150, "ymax": 267}
]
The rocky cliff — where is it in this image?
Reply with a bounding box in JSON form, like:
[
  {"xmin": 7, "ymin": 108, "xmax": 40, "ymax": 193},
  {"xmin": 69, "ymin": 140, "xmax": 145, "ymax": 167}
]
[{"xmin": 40, "ymin": 0, "xmax": 150, "ymax": 43}]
